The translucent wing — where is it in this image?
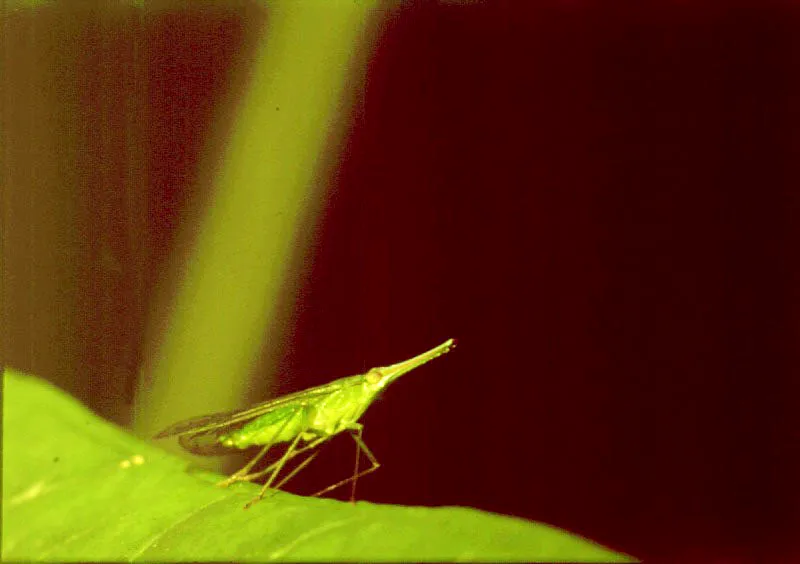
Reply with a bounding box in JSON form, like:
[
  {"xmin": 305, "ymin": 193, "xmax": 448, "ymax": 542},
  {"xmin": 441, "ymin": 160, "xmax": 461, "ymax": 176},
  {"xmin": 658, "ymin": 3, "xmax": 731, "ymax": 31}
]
[
  {"xmin": 153, "ymin": 373, "xmax": 365, "ymax": 439},
  {"xmin": 178, "ymin": 428, "xmax": 242, "ymax": 456},
  {"xmin": 175, "ymin": 403, "xmax": 307, "ymax": 456}
]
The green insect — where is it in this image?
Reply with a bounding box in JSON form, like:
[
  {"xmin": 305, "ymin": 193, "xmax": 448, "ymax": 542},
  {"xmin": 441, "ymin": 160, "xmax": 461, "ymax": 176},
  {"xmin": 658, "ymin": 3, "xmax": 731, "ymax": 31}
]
[{"xmin": 154, "ymin": 338, "xmax": 456, "ymax": 508}]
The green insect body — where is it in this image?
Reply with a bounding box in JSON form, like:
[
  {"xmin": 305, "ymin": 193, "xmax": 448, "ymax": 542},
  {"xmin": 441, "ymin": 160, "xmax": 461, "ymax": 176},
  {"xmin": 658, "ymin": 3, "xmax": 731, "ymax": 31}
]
[
  {"xmin": 155, "ymin": 338, "xmax": 456, "ymax": 507},
  {"xmin": 219, "ymin": 373, "xmax": 379, "ymax": 449}
]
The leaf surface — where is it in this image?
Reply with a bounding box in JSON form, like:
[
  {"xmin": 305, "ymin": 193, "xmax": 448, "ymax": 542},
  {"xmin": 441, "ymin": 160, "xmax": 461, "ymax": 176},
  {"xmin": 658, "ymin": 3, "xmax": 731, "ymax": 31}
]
[{"xmin": 3, "ymin": 368, "xmax": 637, "ymax": 562}]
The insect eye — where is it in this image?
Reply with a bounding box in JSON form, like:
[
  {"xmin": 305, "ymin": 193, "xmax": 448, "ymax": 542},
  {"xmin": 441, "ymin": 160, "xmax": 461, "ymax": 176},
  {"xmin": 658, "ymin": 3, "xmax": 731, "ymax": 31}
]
[{"xmin": 366, "ymin": 369, "xmax": 383, "ymax": 385}]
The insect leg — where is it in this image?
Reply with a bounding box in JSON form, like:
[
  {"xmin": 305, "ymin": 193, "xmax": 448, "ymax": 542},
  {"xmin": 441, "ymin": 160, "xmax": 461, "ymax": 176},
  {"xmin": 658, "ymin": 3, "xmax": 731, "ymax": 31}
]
[
  {"xmin": 216, "ymin": 443, "xmax": 271, "ymax": 487},
  {"xmin": 270, "ymin": 442, "xmax": 324, "ymax": 491},
  {"xmin": 245, "ymin": 429, "xmax": 308, "ymax": 508},
  {"xmin": 233, "ymin": 435, "xmax": 327, "ymax": 483},
  {"xmin": 350, "ymin": 429, "xmax": 362, "ymax": 502},
  {"xmin": 310, "ymin": 425, "xmax": 381, "ymax": 499},
  {"xmin": 220, "ymin": 404, "xmax": 300, "ymax": 487}
]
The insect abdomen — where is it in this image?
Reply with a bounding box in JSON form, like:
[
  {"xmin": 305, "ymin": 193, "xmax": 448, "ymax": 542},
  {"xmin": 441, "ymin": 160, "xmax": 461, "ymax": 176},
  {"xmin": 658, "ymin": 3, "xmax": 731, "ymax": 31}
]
[{"xmin": 222, "ymin": 404, "xmax": 308, "ymax": 449}]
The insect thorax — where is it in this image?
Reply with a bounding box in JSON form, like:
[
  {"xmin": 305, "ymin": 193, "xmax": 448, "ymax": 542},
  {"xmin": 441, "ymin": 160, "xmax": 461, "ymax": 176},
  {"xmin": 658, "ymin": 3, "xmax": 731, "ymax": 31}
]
[{"xmin": 306, "ymin": 379, "xmax": 377, "ymax": 435}]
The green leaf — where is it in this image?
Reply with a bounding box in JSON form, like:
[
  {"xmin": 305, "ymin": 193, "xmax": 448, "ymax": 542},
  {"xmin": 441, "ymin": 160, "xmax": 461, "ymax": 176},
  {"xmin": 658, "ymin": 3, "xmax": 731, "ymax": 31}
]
[{"xmin": 3, "ymin": 368, "xmax": 638, "ymax": 562}]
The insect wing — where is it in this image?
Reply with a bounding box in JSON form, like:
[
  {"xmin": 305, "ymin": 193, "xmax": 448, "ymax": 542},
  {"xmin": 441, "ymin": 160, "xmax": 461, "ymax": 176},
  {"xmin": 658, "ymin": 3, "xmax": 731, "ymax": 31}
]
[
  {"xmin": 157, "ymin": 409, "xmax": 268, "ymax": 455},
  {"xmin": 153, "ymin": 409, "xmax": 247, "ymax": 439},
  {"xmin": 153, "ymin": 374, "xmax": 364, "ymax": 439},
  {"xmin": 178, "ymin": 428, "xmax": 239, "ymax": 456},
  {"xmin": 178, "ymin": 401, "xmax": 307, "ymax": 456}
]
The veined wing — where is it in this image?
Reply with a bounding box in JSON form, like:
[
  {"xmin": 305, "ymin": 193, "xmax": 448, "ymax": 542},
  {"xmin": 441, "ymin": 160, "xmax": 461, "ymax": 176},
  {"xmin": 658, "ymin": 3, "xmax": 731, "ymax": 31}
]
[
  {"xmin": 175, "ymin": 402, "xmax": 308, "ymax": 456},
  {"xmin": 153, "ymin": 373, "xmax": 364, "ymax": 439},
  {"xmin": 176, "ymin": 425, "xmax": 248, "ymax": 456}
]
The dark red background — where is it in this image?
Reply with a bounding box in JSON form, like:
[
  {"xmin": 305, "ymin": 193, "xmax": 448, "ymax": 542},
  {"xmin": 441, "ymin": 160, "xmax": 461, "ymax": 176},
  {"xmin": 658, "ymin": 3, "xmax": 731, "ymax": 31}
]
[
  {"xmin": 286, "ymin": 3, "xmax": 800, "ymax": 560},
  {"xmin": 21, "ymin": 2, "xmax": 800, "ymax": 561}
]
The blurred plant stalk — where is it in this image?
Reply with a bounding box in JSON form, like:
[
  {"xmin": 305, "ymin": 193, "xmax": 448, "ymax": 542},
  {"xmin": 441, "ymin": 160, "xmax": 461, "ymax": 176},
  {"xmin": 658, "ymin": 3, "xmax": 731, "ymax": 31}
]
[{"xmin": 134, "ymin": 1, "xmax": 381, "ymax": 466}]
